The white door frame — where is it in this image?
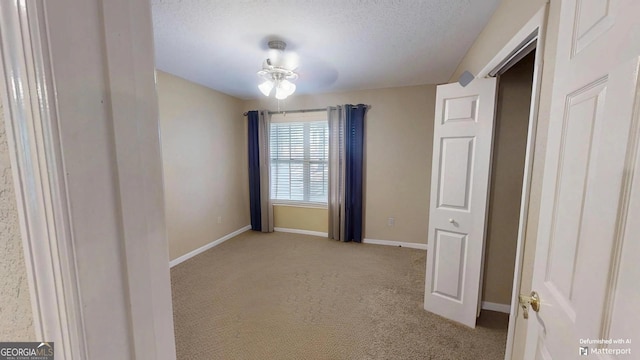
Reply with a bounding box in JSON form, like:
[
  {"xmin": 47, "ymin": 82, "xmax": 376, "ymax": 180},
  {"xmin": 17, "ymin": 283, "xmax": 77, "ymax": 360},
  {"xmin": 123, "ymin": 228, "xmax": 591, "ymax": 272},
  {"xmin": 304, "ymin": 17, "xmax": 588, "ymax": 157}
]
[
  {"xmin": 0, "ymin": 0, "xmax": 176, "ymax": 359},
  {"xmin": 0, "ymin": 3, "xmax": 84, "ymax": 357},
  {"xmin": 476, "ymin": 5, "xmax": 548, "ymax": 360}
]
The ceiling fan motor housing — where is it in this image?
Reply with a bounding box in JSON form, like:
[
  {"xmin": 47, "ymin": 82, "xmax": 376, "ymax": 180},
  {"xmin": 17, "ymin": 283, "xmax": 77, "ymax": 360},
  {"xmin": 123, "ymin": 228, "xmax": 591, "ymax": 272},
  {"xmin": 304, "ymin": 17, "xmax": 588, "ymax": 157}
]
[{"xmin": 268, "ymin": 40, "xmax": 287, "ymax": 51}]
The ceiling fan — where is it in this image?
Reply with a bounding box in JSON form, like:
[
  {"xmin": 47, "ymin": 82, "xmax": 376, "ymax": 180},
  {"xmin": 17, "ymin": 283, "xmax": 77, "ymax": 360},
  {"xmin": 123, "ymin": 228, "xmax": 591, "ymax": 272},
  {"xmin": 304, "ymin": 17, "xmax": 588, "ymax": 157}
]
[{"xmin": 257, "ymin": 40, "xmax": 299, "ymax": 100}]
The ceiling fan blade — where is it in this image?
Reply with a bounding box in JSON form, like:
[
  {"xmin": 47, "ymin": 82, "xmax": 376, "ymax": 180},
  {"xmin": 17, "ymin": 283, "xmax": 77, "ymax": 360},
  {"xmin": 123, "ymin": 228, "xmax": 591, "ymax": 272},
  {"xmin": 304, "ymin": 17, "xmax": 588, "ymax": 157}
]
[{"xmin": 295, "ymin": 57, "xmax": 338, "ymax": 87}]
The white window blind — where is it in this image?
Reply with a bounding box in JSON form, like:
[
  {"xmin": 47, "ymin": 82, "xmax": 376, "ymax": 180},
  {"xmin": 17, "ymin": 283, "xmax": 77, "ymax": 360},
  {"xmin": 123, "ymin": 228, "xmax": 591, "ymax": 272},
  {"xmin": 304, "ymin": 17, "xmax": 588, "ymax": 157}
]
[{"xmin": 270, "ymin": 112, "xmax": 328, "ymax": 204}]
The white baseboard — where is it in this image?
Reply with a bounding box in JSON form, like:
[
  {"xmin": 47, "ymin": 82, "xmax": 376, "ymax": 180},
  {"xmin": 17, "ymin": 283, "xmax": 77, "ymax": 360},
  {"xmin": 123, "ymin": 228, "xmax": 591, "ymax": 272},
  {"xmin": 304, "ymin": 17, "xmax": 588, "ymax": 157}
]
[
  {"xmin": 363, "ymin": 238, "xmax": 428, "ymax": 250},
  {"xmin": 169, "ymin": 225, "xmax": 251, "ymax": 267},
  {"xmin": 481, "ymin": 301, "xmax": 511, "ymax": 314},
  {"xmin": 274, "ymin": 227, "xmax": 328, "ymax": 238}
]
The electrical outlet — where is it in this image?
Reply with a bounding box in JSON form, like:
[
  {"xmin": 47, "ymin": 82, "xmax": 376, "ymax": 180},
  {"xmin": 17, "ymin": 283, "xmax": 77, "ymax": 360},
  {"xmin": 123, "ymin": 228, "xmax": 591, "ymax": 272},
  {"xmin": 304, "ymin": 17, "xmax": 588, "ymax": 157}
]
[
  {"xmin": 217, "ymin": 216, "xmax": 222, "ymax": 224},
  {"xmin": 387, "ymin": 217, "xmax": 395, "ymax": 227}
]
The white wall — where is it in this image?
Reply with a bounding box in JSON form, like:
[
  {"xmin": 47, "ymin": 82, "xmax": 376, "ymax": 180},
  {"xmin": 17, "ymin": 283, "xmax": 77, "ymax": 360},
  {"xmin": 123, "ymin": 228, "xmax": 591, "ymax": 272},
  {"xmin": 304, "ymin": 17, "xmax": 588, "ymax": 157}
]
[
  {"xmin": 0, "ymin": 102, "xmax": 34, "ymax": 341},
  {"xmin": 157, "ymin": 71, "xmax": 250, "ymax": 260}
]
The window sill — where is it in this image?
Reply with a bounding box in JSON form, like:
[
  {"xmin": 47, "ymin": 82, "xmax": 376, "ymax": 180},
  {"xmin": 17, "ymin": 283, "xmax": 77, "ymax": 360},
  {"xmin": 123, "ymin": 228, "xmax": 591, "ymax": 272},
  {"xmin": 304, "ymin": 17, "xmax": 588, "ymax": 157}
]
[{"xmin": 271, "ymin": 201, "xmax": 328, "ymax": 209}]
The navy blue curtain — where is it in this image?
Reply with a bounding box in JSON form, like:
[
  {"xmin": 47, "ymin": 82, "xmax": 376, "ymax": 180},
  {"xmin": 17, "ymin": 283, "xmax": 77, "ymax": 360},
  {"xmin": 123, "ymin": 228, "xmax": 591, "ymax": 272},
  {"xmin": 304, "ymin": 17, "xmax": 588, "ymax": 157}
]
[
  {"xmin": 247, "ymin": 111, "xmax": 262, "ymax": 231},
  {"xmin": 344, "ymin": 104, "xmax": 367, "ymax": 242}
]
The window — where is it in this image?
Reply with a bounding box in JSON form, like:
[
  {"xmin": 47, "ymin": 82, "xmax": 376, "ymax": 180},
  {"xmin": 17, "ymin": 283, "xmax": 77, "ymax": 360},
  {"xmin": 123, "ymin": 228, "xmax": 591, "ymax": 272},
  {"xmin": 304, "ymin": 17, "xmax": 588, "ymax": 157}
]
[{"xmin": 270, "ymin": 111, "xmax": 328, "ymax": 204}]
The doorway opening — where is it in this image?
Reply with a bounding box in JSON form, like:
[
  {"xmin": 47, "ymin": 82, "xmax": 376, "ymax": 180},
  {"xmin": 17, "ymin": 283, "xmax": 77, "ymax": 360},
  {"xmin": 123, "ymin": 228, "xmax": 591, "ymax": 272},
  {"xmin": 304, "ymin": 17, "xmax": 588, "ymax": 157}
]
[
  {"xmin": 482, "ymin": 51, "xmax": 536, "ymax": 311},
  {"xmin": 481, "ymin": 47, "xmax": 538, "ymax": 360}
]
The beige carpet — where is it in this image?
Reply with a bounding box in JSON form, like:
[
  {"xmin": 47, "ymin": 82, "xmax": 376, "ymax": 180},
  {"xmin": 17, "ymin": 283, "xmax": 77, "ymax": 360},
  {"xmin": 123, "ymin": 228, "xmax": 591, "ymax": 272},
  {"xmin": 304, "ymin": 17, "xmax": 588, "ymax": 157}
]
[{"xmin": 171, "ymin": 231, "xmax": 508, "ymax": 359}]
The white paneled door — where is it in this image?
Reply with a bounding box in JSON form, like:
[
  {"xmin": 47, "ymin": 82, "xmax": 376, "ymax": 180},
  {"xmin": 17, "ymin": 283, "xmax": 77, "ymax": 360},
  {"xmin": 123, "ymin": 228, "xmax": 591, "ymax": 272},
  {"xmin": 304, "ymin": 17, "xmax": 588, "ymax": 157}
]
[
  {"xmin": 424, "ymin": 78, "xmax": 497, "ymax": 328},
  {"xmin": 525, "ymin": 0, "xmax": 640, "ymax": 359}
]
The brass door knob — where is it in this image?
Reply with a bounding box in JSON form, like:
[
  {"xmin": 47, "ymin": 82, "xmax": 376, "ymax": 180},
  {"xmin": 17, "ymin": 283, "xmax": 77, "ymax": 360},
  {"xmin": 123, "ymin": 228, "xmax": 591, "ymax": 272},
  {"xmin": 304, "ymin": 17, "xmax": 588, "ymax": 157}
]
[{"xmin": 519, "ymin": 291, "xmax": 540, "ymax": 319}]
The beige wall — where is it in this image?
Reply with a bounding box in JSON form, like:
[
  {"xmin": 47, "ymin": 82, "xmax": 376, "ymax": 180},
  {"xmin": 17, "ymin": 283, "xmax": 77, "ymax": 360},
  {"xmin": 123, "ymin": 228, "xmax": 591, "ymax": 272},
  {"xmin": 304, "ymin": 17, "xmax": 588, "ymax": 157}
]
[
  {"xmin": 0, "ymin": 102, "xmax": 35, "ymax": 340},
  {"xmin": 449, "ymin": 0, "xmax": 547, "ymax": 82},
  {"xmin": 273, "ymin": 205, "xmax": 328, "ymax": 233},
  {"xmin": 157, "ymin": 71, "xmax": 250, "ymax": 260},
  {"xmin": 483, "ymin": 52, "xmax": 535, "ymax": 306},
  {"xmin": 245, "ymin": 85, "xmax": 436, "ymax": 244},
  {"xmin": 452, "ymin": 0, "xmax": 562, "ymax": 358}
]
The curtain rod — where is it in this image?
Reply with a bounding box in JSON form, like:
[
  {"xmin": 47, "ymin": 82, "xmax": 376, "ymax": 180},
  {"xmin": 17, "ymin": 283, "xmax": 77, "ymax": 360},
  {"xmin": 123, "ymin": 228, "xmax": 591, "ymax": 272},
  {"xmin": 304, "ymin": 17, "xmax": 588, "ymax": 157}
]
[{"xmin": 242, "ymin": 105, "xmax": 370, "ymax": 116}]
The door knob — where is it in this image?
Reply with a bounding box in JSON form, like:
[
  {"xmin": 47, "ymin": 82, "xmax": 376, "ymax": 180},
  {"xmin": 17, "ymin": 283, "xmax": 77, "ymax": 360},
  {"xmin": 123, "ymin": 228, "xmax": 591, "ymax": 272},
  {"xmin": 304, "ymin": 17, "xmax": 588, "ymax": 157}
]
[
  {"xmin": 448, "ymin": 218, "xmax": 455, "ymax": 223},
  {"xmin": 518, "ymin": 291, "xmax": 540, "ymax": 319}
]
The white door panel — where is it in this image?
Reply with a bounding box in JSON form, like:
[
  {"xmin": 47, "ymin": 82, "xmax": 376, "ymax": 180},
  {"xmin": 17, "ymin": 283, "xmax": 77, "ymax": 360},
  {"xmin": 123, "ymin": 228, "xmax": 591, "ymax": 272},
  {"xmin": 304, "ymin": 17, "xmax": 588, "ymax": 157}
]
[
  {"xmin": 431, "ymin": 229, "xmax": 467, "ymax": 301},
  {"xmin": 438, "ymin": 137, "xmax": 474, "ymax": 210},
  {"xmin": 525, "ymin": 0, "xmax": 640, "ymax": 358},
  {"xmin": 424, "ymin": 78, "xmax": 497, "ymax": 328},
  {"xmin": 572, "ymin": 0, "xmax": 617, "ymax": 56}
]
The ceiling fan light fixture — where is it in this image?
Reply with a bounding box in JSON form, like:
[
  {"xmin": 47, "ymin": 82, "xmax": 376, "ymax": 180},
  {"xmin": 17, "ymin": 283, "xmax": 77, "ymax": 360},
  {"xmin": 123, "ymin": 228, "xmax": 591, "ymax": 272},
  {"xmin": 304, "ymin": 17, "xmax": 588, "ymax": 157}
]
[
  {"xmin": 275, "ymin": 80, "xmax": 296, "ymax": 100},
  {"xmin": 279, "ymin": 79, "xmax": 295, "ymax": 94},
  {"xmin": 275, "ymin": 86, "xmax": 287, "ymax": 100},
  {"xmin": 258, "ymin": 80, "xmax": 274, "ymax": 96},
  {"xmin": 257, "ymin": 40, "xmax": 298, "ymax": 99}
]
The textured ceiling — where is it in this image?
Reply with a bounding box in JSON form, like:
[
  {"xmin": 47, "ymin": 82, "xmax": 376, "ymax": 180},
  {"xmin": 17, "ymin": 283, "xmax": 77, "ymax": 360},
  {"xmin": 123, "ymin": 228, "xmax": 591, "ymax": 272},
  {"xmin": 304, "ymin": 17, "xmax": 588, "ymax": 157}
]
[{"xmin": 151, "ymin": 0, "xmax": 501, "ymax": 100}]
